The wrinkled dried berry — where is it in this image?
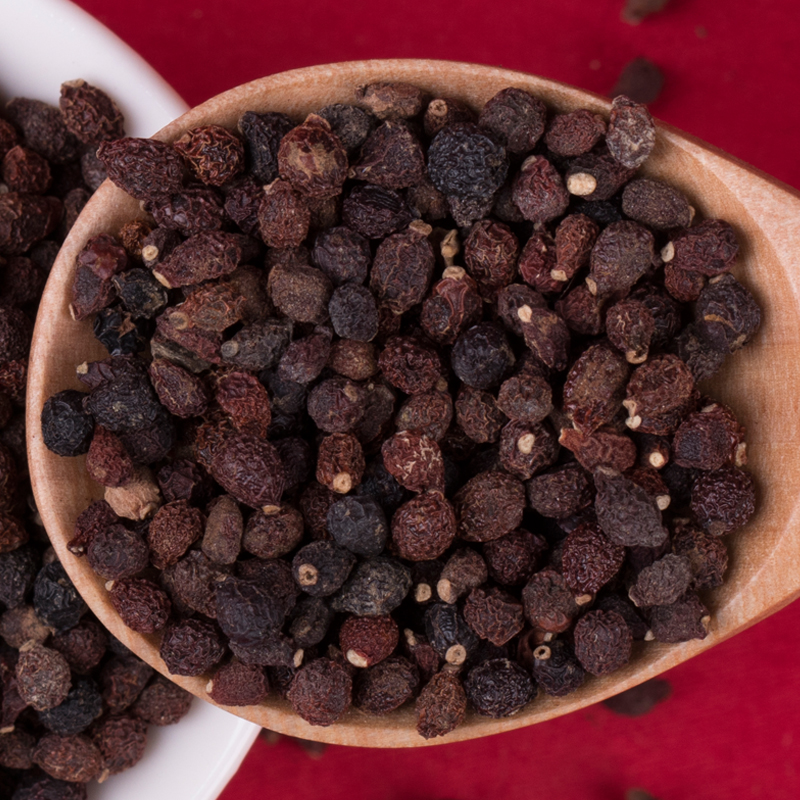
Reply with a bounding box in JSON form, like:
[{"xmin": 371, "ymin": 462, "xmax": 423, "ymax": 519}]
[
  {"xmin": 624, "ymin": 354, "xmax": 695, "ymax": 435},
  {"xmin": 391, "ymin": 492, "xmax": 456, "ymax": 562},
  {"xmin": 463, "ymin": 587, "xmax": 524, "ymax": 646},
  {"xmin": 594, "ymin": 468, "xmax": 668, "ymax": 547},
  {"xmin": 207, "ymin": 660, "xmax": 269, "ymax": 706},
  {"xmin": 421, "ymin": 267, "xmax": 483, "ymax": 346},
  {"xmin": 330, "ymin": 557, "xmax": 411, "ymax": 616},
  {"xmin": 351, "ymin": 120, "xmax": 424, "ymax": 189},
  {"xmin": 340, "ymin": 614, "xmax": 399, "ymax": 668},
  {"xmin": 482, "ymin": 528, "xmax": 545, "ymax": 586},
  {"xmin": 238, "ymin": 111, "xmax": 293, "ymax": 183},
  {"xmin": 93, "ymin": 714, "xmax": 147, "ymax": 775},
  {"xmin": 415, "ymin": 670, "xmax": 467, "ymax": 739},
  {"xmin": 499, "ymin": 420, "xmax": 559, "ymax": 480},
  {"xmin": 287, "ymin": 657, "xmax": 352, "ymax": 726},
  {"xmin": 512, "ymin": 155, "xmax": 569, "ymax": 223},
  {"xmin": 522, "ymin": 568, "xmax": 579, "ymax": 633},
  {"xmin": 562, "ymin": 522, "xmax": 625, "ymax": 594},
  {"xmin": 38, "ymin": 678, "xmax": 103, "ymax": 735},
  {"xmin": 159, "ymin": 617, "xmax": 225, "ymax": 677},
  {"xmin": 455, "ymin": 385, "xmax": 507, "ymax": 444},
  {"xmin": 132, "ymin": 676, "xmax": 192, "ymax": 726},
  {"xmin": 353, "ymin": 656, "xmax": 419, "ymax": 715},
  {"xmin": 671, "ymin": 519, "xmax": 728, "ymax": 589},
  {"xmin": 690, "ymin": 466, "xmax": 756, "ymax": 536},
  {"xmin": 327, "ymin": 495, "xmax": 388, "ymax": 557},
  {"xmin": 463, "ymin": 219, "xmax": 519, "ymax": 297},
  {"xmin": 452, "ymin": 323, "xmax": 515, "ymax": 390},
  {"xmin": 109, "ymin": 578, "xmax": 171, "ymax": 633},
  {"xmin": 174, "ymin": 125, "xmax": 245, "ymax": 186},
  {"xmin": 649, "ymin": 593, "xmax": 710, "ymax": 643},
  {"xmin": 465, "ymin": 658, "xmax": 534, "ymax": 717},
  {"xmin": 86, "ymin": 523, "xmax": 149, "ymax": 581},
  {"xmin": 573, "ymin": 609, "xmax": 633, "ymax": 675},
  {"xmin": 31, "ymin": 733, "xmax": 102, "ymax": 783},
  {"xmin": 41, "ymin": 390, "xmax": 94, "ymax": 457},
  {"xmin": 33, "ymin": 562, "xmax": 86, "ymax": 632},
  {"xmin": 278, "ymin": 114, "xmax": 348, "ymax": 198},
  {"xmin": 530, "ymin": 639, "xmax": 586, "ymax": 697},
  {"xmin": 455, "ymin": 470, "xmax": 525, "ymax": 542},
  {"xmin": 15, "ymin": 643, "xmax": 72, "ymax": 711},
  {"xmin": 694, "ymin": 274, "xmax": 761, "ymax": 353},
  {"xmin": 97, "ymin": 137, "xmax": 183, "ymax": 200},
  {"xmin": 622, "ymin": 178, "xmax": 692, "ymax": 230},
  {"xmin": 545, "ymin": 109, "xmax": 606, "ymax": 156},
  {"xmin": 606, "ymin": 95, "xmax": 655, "ymax": 169}
]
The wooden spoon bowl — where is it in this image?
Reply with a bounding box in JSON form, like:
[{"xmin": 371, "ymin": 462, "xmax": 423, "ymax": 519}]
[{"xmin": 26, "ymin": 59, "xmax": 800, "ymax": 747}]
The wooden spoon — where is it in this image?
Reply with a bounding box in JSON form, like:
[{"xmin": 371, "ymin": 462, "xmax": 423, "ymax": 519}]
[{"xmin": 26, "ymin": 59, "xmax": 800, "ymax": 747}]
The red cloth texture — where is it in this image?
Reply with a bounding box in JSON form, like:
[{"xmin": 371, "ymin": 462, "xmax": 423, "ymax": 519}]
[{"xmin": 71, "ymin": 1, "xmax": 800, "ymax": 797}]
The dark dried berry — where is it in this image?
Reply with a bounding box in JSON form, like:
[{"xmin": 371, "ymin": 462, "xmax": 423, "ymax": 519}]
[
  {"xmin": 292, "ymin": 541, "xmax": 356, "ymax": 597},
  {"xmin": 59, "ymin": 79, "xmax": 124, "ymax": 143},
  {"xmin": 2, "ymin": 145, "xmax": 51, "ymax": 194},
  {"xmin": 49, "ymin": 618, "xmax": 107, "ymax": 675},
  {"xmin": 673, "ymin": 404, "xmax": 744, "ymax": 471},
  {"xmin": 479, "ymin": 87, "xmax": 546, "ymax": 155},
  {"xmin": 237, "ymin": 111, "xmax": 293, "ymax": 183},
  {"xmin": 545, "ymin": 109, "xmax": 606, "ymax": 157},
  {"xmin": 153, "ymin": 231, "xmax": 250, "ymax": 290},
  {"xmin": 287, "ymin": 657, "xmax": 352, "ymax": 727},
  {"xmin": 395, "ymin": 390, "xmax": 453, "ymax": 442},
  {"xmin": 327, "ymin": 495, "xmax": 388, "ymax": 557},
  {"xmin": 289, "ymin": 596, "xmax": 333, "ymax": 648},
  {"xmin": 690, "ymin": 466, "xmax": 756, "ymax": 536},
  {"xmin": 174, "ymin": 125, "xmax": 245, "ymax": 186},
  {"xmin": 559, "ymin": 426, "xmax": 637, "ymax": 473},
  {"xmin": 311, "ymin": 224, "xmax": 372, "ymax": 285},
  {"xmin": 132, "ymin": 675, "xmax": 192, "ymax": 726},
  {"xmin": 555, "ymin": 284, "xmax": 604, "ymax": 336},
  {"xmin": 148, "ymin": 358, "xmax": 210, "ymax": 419},
  {"xmin": 530, "ymin": 639, "xmax": 586, "ymax": 697},
  {"xmin": 330, "ymin": 557, "xmax": 412, "ymax": 616},
  {"xmin": 670, "ymin": 219, "xmax": 738, "ymax": 276},
  {"xmin": 342, "ymin": 183, "xmax": 413, "ymax": 240},
  {"xmin": 624, "ymin": 354, "xmax": 695, "ymax": 435},
  {"xmin": 606, "ymin": 95, "xmax": 656, "ymax": 169},
  {"xmin": 0, "ymin": 193, "xmax": 61, "ymax": 256},
  {"xmin": 257, "ymin": 179, "xmax": 310, "ymax": 248},
  {"xmin": 452, "ymin": 323, "xmax": 515, "ymax": 390},
  {"xmin": 353, "ymin": 656, "xmax": 419, "ymax": 715},
  {"xmin": 267, "ymin": 262, "xmax": 333, "ymax": 325},
  {"xmin": 378, "ymin": 335, "xmax": 443, "ymax": 396},
  {"xmin": 465, "ymin": 658, "xmax": 534, "ymax": 717},
  {"xmin": 694, "ymin": 274, "xmax": 761, "ymax": 353},
  {"xmin": 561, "ymin": 522, "xmax": 625, "ymax": 594},
  {"xmin": 351, "ymin": 120, "xmax": 424, "ymax": 189},
  {"xmin": 100, "ymin": 655, "xmax": 152, "ymax": 714},
  {"xmin": 307, "ymin": 377, "xmax": 367, "ymax": 434},
  {"xmin": 93, "ymin": 306, "xmax": 149, "ymax": 356},
  {"xmin": 146, "ymin": 186, "xmax": 226, "ymax": 237},
  {"xmin": 421, "ymin": 267, "xmax": 483, "ymax": 346},
  {"xmin": 147, "ymin": 500, "xmax": 204, "ymax": 569},
  {"xmin": 671, "ymin": 520, "xmax": 728, "ymax": 589},
  {"xmin": 621, "ymin": 178, "xmax": 692, "ymax": 230},
  {"xmin": 499, "ymin": 420, "xmax": 559, "ymax": 481},
  {"xmin": 318, "ymin": 103, "xmax": 377, "ymax": 153},
  {"xmin": 455, "ymin": 470, "xmax": 525, "ymax": 542},
  {"xmin": 86, "ymin": 523, "xmax": 149, "ymax": 580},
  {"xmin": 428, "ymin": 122, "xmax": 508, "ymax": 201},
  {"xmin": 93, "ymin": 714, "xmax": 148, "ymax": 775},
  {"xmin": 606, "ymin": 297, "xmax": 655, "ymax": 364},
  {"xmin": 33, "ymin": 561, "xmax": 86, "ymax": 632},
  {"xmin": 160, "ymin": 617, "xmax": 225, "ymax": 677},
  {"xmin": 455, "ymin": 385, "xmax": 507, "ymax": 444},
  {"xmin": 587, "ymin": 220, "xmax": 655, "ymax": 299},
  {"xmin": 215, "ymin": 574, "xmax": 292, "ymax": 645},
  {"xmin": 512, "ymin": 155, "xmax": 569, "ymax": 223},
  {"xmin": 6, "ymin": 96, "xmax": 81, "ymax": 163},
  {"xmin": 463, "ymin": 219, "xmax": 519, "ymax": 297},
  {"xmin": 242, "ymin": 504, "xmax": 301, "ymax": 559},
  {"xmin": 573, "ymin": 609, "xmax": 633, "ymax": 675},
  {"xmin": 38, "ymin": 678, "xmax": 103, "ymax": 735},
  {"xmin": 629, "ymin": 553, "xmax": 693, "ymax": 607},
  {"xmin": 518, "ymin": 307, "xmax": 570, "ymax": 372},
  {"xmin": 649, "ymin": 593, "xmax": 710, "ymax": 643},
  {"xmin": 328, "ymin": 284, "xmax": 379, "ymax": 343},
  {"xmin": 526, "ymin": 463, "xmax": 593, "ymax": 518},
  {"xmin": 381, "ymin": 431, "xmax": 444, "ymax": 494},
  {"xmin": 482, "ymin": 529, "xmax": 544, "ymax": 586},
  {"xmin": 207, "ymin": 660, "xmax": 269, "ymax": 706},
  {"xmin": 109, "ymin": 578, "xmax": 171, "ymax": 633},
  {"xmin": 424, "ymin": 97, "xmax": 475, "ymax": 137},
  {"xmin": 415, "ymin": 670, "xmax": 467, "ymax": 739},
  {"xmin": 15, "ymin": 643, "xmax": 72, "ymax": 711},
  {"xmin": 41, "ymin": 389, "xmax": 94, "ymax": 457},
  {"xmin": 674, "ymin": 325, "xmax": 726, "ymax": 382},
  {"xmin": 97, "ymin": 137, "xmax": 184, "ymax": 200},
  {"xmin": 594, "ymin": 468, "xmax": 668, "ymax": 547},
  {"xmin": 424, "ymin": 602, "xmax": 480, "ymax": 665},
  {"xmin": 522, "ymin": 569, "xmax": 579, "ymax": 633}
]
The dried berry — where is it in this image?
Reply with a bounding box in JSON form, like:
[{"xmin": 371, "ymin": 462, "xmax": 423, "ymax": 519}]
[
  {"xmin": 132, "ymin": 676, "xmax": 192, "ymax": 726},
  {"xmin": 101, "ymin": 655, "xmax": 152, "ymax": 714},
  {"xmin": 6, "ymin": 96, "xmax": 80, "ymax": 163},
  {"xmin": 86, "ymin": 523, "xmax": 149, "ymax": 580},
  {"xmin": 573, "ymin": 609, "xmax": 633, "ymax": 675},
  {"xmin": 237, "ymin": 111, "xmax": 293, "ymax": 183},
  {"xmin": 2, "ymin": 145, "xmax": 51, "ymax": 194},
  {"xmin": 109, "ymin": 578, "xmax": 171, "ymax": 633},
  {"xmin": 499, "ymin": 420, "xmax": 559, "ymax": 480},
  {"xmin": 482, "ymin": 528, "xmax": 545, "ymax": 586},
  {"xmin": 649, "ymin": 593, "xmax": 710, "ymax": 643},
  {"xmin": 318, "ymin": 103, "xmax": 377, "ymax": 153},
  {"xmin": 207, "ymin": 660, "xmax": 269, "ymax": 706},
  {"xmin": 93, "ymin": 714, "xmax": 147, "ymax": 775},
  {"xmin": 526, "ymin": 463, "xmax": 593, "ymax": 519},
  {"xmin": 415, "ymin": 670, "xmax": 467, "ymax": 739},
  {"xmin": 97, "ymin": 137, "xmax": 183, "ymax": 200},
  {"xmin": 59, "ymin": 79, "xmax": 124, "ymax": 144},
  {"xmin": 606, "ymin": 297, "xmax": 655, "ymax": 364},
  {"xmin": 621, "ymin": 178, "xmax": 692, "ymax": 230},
  {"xmin": 561, "ymin": 522, "xmax": 625, "ymax": 594},
  {"xmin": 328, "ymin": 283, "xmax": 379, "ymax": 342},
  {"xmin": 555, "ymin": 284, "xmax": 604, "ymax": 336},
  {"xmin": 391, "ymin": 492, "xmax": 456, "ymax": 562},
  {"xmin": 424, "ymin": 602, "xmax": 479, "ymax": 665},
  {"xmin": 353, "ymin": 656, "xmax": 419, "ymax": 715},
  {"xmin": 512, "ymin": 155, "xmax": 569, "ymax": 223},
  {"xmin": 463, "ymin": 587, "xmax": 524, "ymax": 646},
  {"xmin": 395, "ymin": 390, "xmax": 453, "ymax": 442},
  {"xmin": 40, "ymin": 389, "xmax": 94, "ymax": 457},
  {"xmin": 587, "ymin": 220, "xmax": 655, "ymax": 299},
  {"xmin": 452, "ymin": 323, "xmax": 515, "ymax": 390},
  {"xmin": 522, "ymin": 569, "xmax": 579, "ymax": 633},
  {"xmin": 340, "ymin": 614, "xmax": 399, "ymax": 668},
  {"xmin": 694, "ymin": 274, "xmax": 761, "ymax": 353},
  {"xmin": 33, "ymin": 562, "xmax": 86, "ymax": 632},
  {"xmin": 455, "ymin": 385, "xmax": 507, "ymax": 444},
  {"xmin": 351, "ymin": 120, "xmax": 425, "ymax": 189},
  {"xmin": 421, "ymin": 266, "xmax": 483, "ymax": 346},
  {"xmin": 690, "ymin": 466, "xmax": 756, "ymax": 536},
  {"xmin": 287, "ymin": 657, "xmax": 352, "ymax": 727},
  {"xmin": 671, "ymin": 520, "xmax": 728, "ymax": 589},
  {"xmin": 428, "ymin": 123, "xmax": 508, "ymax": 200},
  {"xmin": 174, "ymin": 125, "xmax": 245, "ymax": 186},
  {"xmin": 330, "ymin": 557, "xmax": 412, "ymax": 616},
  {"xmin": 15, "ymin": 643, "xmax": 71, "ymax": 711},
  {"xmin": 559, "ymin": 426, "xmax": 637, "ymax": 473},
  {"xmin": 38, "ymin": 678, "xmax": 103, "ymax": 735},
  {"xmin": 341, "ymin": 184, "xmax": 413, "ymax": 240},
  {"xmin": 278, "ymin": 114, "xmax": 348, "ymax": 198},
  {"xmin": 624, "ymin": 354, "xmax": 695, "ymax": 435},
  {"xmin": 606, "ymin": 95, "xmax": 656, "ymax": 169},
  {"xmin": 293, "ymin": 541, "xmax": 356, "ymax": 597},
  {"xmin": 479, "ymin": 87, "xmax": 546, "ymax": 154},
  {"xmin": 530, "ymin": 639, "xmax": 586, "ymax": 697},
  {"xmin": 455, "ymin": 470, "xmax": 525, "ymax": 542},
  {"xmin": 159, "ymin": 617, "xmax": 225, "ymax": 677},
  {"xmin": 670, "ymin": 219, "xmax": 738, "ymax": 276},
  {"xmin": 147, "ymin": 500, "xmax": 204, "ymax": 570},
  {"xmin": 257, "ymin": 179, "xmax": 310, "ymax": 248},
  {"xmin": 327, "ymin": 495, "xmax": 388, "ymax": 557},
  {"xmin": 463, "ymin": 219, "xmax": 519, "ymax": 297},
  {"xmin": 31, "ymin": 733, "xmax": 102, "ymax": 783},
  {"xmin": 545, "ymin": 109, "xmax": 606, "ymax": 156},
  {"xmin": 465, "ymin": 658, "xmax": 535, "ymax": 718}
]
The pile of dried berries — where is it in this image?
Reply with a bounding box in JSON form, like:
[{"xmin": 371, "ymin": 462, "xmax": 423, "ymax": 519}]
[
  {"xmin": 1, "ymin": 82, "xmax": 193, "ymax": 799},
  {"xmin": 41, "ymin": 79, "xmax": 760, "ymax": 739}
]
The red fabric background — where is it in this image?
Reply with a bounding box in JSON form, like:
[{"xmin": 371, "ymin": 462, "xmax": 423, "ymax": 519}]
[{"xmin": 71, "ymin": 1, "xmax": 800, "ymax": 797}]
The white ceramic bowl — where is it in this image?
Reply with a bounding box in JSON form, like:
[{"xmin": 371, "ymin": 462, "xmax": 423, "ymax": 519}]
[{"xmin": 0, "ymin": 0, "xmax": 260, "ymax": 796}]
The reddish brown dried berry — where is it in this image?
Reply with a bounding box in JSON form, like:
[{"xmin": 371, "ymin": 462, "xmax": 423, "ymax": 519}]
[
  {"xmin": 109, "ymin": 577, "xmax": 171, "ymax": 633},
  {"xmin": 85, "ymin": 426, "xmax": 134, "ymax": 488},
  {"xmin": 356, "ymin": 82, "xmax": 427, "ymax": 120},
  {"xmin": 314, "ymin": 432, "xmax": 363, "ymax": 494},
  {"xmin": 133, "ymin": 676, "xmax": 192, "ymax": 726},
  {"xmin": 559, "ymin": 426, "xmax": 637, "ymax": 473},
  {"xmin": 353, "ymin": 655, "xmax": 419, "ymax": 715},
  {"xmin": 455, "ymin": 470, "xmax": 525, "ymax": 542},
  {"xmin": 86, "ymin": 523, "xmax": 149, "ymax": 580},
  {"xmin": 257, "ymin": 178, "xmax": 311, "ymax": 248},
  {"xmin": 215, "ymin": 371, "xmax": 272, "ymax": 438},
  {"xmin": 594, "ymin": 468, "xmax": 668, "ymax": 547},
  {"xmin": 553, "ymin": 213, "xmax": 599, "ymax": 283},
  {"xmin": 433, "ymin": 548, "xmax": 486, "ymax": 605},
  {"xmin": 160, "ymin": 617, "xmax": 225, "ymax": 677},
  {"xmin": 649, "ymin": 593, "xmax": 710, "ymax": 643},
  {"xmin": 518, "ymin": 231, "xmax": 562, "ymax": 294},
  {"xmin": 415, "ymin": 670, "xmax": 467, "ymax": 739},
  {"xmin": 378, "ymin": 335, "xmax": 443, "ymax": 396},
  {"xmin": 287, "ymin": 657, "xmax": 352, "ymax": 726},
  {"xmin": 59, "ymin": 79, "xmax": 124, "ymax": 144},
  {"xmin": 479, "ymin": 87, "xmax": 546, "ymax": 155},
  {"xmin": 587, "ymin": 220, "xmax": 655, "ymax": 299},
  {"xmin": 512, "ymin": 155, "xmax": 569, "ymax": 223},
  {"xmin": 664, "ymin": 261, "xmax": 706, "ymax": 303},
  {"xmin": 206, "ymin": 660, "xmax": 269, "ymax": 707},
  {"xmin": 391, "ymin": 492, "xmax": 456, "ymax": 562},
  {"xmin": 147, "ymin": 500, "xmax": 204, "ymax": 569},
  {"xmin": 351, "ymin": 120, "xmax": 425, "ymax": 189},
  {"xmin": 209, "ymin": 430, "xmax": 285, "ymax": 510},
  {"xmin": 97, "ymin": 137, "xmax": 183, "ymax": 201},
  {"xmin": 242, "ymin": 505, "xmax": 302, "ymax": 559},
  {"xmin": 629, "ymin": 553, "xmax": 693, "ymax": 607},
  {"xmin": 606, "ymin": 297, "xmax": 655, "ymax": 364},
  {"xmin": 673, "ymin": 404, "xmax": 745, "ymax": 471},
  {"xmin": 624, "ymin": 354, "xmax": 695, "ymax": 435},
  {"xmin": 340, "ymin": 614, "xmax": 399, "ymax": 668},
  {"xmin": 93, "ymin": 714, "xmax": 147, "ymax": 775},
  {"xmin": 15, "ymin": 642, "xmax": 71, "ymax": 711},
  {"xmin": 1, "ymin": 192, "xmax": 61, "ymax": 256},
  {"xmin": 174, "ymin": 125, "xmax": 245, "ymax": 186},
  {"xmin": 2, "ymin": 145, "xmax": 51, "ymax": 194},
  {"xmin": 691, "ymin": 466, "xmax": 756, "ymax": 536},
  {"xmin": 49, "ymin": 618, "xmax": 106, "ymax": 675},
  {"xmin": 148, "ymin": 358, "xmax": 210, "ymax": 419},
  {"xmin": 395, "ymin": 390, "xmax": 453, "ymax": 442},
  {"xmin": 499, "ymin": 420, "xmax": 559, "ymax": 480},
  {"xmin": 455, "ymin": 385, "xmax": 506, "ymax": 444},
  {"xmin": 671, "ymin": 520, "xmax": 728, "ymax": 589},
  {"xmin": 545, "ymin": 109, "xmax": 606, "ymax": 156},
  {"xmin": 482, "ymin": 528, "xmax": 545, "ymax": 586},
  {"xmin": 328, "ymin": 339, "xmax": 378, "ymax": 381},
  {"xmin": 555, "ymin": 284, "xmax": 605, "ymax": 336},
  {"xmin": 606, "ymin": 95, "xmax": 656, "ymax": 169},
  {"xmin": 463, "ymin": 587, "xmax": 524, "ymax": 646},
  {"xmin": 563, "ymin": 343, "xmax": 630, "ymax": 434},
  {"xmin": 31, "ymin": 733, "xmax": 103, "ymax": 783},
  {"xmin": 670, "ymin": 219, "xmax": 738, "ymax": 276},
  {"xmin": 382, "ymin": 431, "xmax": 445, "ymax": 493},
  {"xmin": 307, "ymin": 377, "xmax": 367, "ymax": 434},
  {"xmin": 0, "ymin": 727, "xmax": 35, "ymax": 770},
  {"xmin": 562, "ymin": 522, "xmax": 625, "ymax": 594},
  {"xmin": 573, "ymin": 609, "xmax": 633, "ymax": 675},
  {"xmin": 421, "ymin": 267, "xmax": 482, "ymax": 346},
  {"xmin": 153, "ymin": 231, "xmax": 248, "ymax": 289},
  {"xmin": 278, "ymin": 114, "xmax": 348, "ymax": 198},
  {"xmin": 463, "ymin": 219, "xmax": 519, "ymax": 297},
  {"xmin": 519, "ymin": 306, "xmax": 570, "ymax": 372},
  {"xmin": 694, "ymin": 274, "xmax": 761, "ymax": 353},
  {"xmin": 267, "ymin": 262, "xmax": 333, "ymax": 324},
  {"xmin": 100, "ymin": 655, "xmax": 152, "ymax": 714}
]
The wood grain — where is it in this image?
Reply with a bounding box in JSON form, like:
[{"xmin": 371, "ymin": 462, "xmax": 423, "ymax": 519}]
[{"xmin": 26, "ymin": 59, "xmax": 800, "ymax": 747}]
